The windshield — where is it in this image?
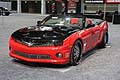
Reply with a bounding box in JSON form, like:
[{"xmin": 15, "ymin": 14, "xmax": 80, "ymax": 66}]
[{"xmin": 43, "ymin": 15, "xmax": 83, "ymax": 27}]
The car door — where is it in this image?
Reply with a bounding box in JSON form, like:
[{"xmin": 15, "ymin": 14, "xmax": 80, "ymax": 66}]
[
  {"xmin": 80, "ymin": 28, "xmax": 94, "ymax": 53},
  {"xmin": 81, "ymin": 19, "xmax": 99, "ymax": 53},
  {"xmin": 87, "ymin": 25, "xmax": 100, "ymax": 47}
]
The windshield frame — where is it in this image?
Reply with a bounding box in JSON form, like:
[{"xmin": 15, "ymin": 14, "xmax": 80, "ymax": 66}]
[{"xmin": 40, "ymin": 14, "xmax": 85, "ymax": 29}]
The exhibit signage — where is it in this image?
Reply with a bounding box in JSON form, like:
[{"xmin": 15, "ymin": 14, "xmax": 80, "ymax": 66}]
[
  {"xmin": 106, "ymin": 0, "xmax": 120, "ymax": 3},
  {"xmin": 68, "ymin": 0, "xmax": 76, "ymax": 9},
  {"xmin": 85, "ymin": 0, "xmax": 104, "ymax": 3}
]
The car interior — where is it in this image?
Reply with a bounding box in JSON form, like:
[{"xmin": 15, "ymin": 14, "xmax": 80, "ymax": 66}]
[{"xmin": 85, "ymin": 18, "xmax": 95, "ymax": 29}]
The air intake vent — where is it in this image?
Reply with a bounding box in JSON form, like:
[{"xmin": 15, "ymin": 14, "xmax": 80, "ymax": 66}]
[{"xmin": 14, "ymin": 51, "xmax": 51, "ymax": 59}]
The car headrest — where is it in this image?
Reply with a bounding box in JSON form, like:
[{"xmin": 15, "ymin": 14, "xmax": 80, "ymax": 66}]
[
  {"xmin": 70, "ymin": 18, "xmax": 79, "ymax": 24},
  {"xmin": 87, "ymin": 18, "xmax": 92, "ymax": 24}
]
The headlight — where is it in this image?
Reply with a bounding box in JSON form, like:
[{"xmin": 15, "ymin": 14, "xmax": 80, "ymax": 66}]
[{"xmin": 53, "ymin": 40, "xmax": 63, "ymax": 46}]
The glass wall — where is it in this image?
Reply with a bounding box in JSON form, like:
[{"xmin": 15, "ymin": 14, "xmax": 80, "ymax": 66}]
[{"xmin": 84, "ymin": 4, "xmax": 118, "ymax": 13}]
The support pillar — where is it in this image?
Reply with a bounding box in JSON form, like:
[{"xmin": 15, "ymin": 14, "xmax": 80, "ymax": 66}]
[
  {"xmin": 118, "ymin": 5, "xmax": 120, "ymax": 12},
  {"xmin": 81, "ymin": 0, "xmax": 84, "ymax": 13},
  {"xmin": 103, "ymin": 3, "xmax": 106, "ymax": 20},
  {"xmin": 41, "ymin": 0, "xmax": 46, "ymax": 15},
  {"xmin": 17, "ymin": 0, "xmax": 21, "ymax": 13}
]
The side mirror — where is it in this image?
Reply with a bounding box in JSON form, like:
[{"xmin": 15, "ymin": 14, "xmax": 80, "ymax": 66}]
[{"xmin": 37, "ymin": 21, "xmax": 42, "ymax": 26}]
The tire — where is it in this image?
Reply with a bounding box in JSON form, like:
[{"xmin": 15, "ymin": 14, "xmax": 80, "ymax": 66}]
[
  {"xmin": 70, "ymin": 40, "xmax": 82, "ymax": 66},
  {"xmin": 98, "ymin": 31, "xmax": 108, "ymax": 48}
]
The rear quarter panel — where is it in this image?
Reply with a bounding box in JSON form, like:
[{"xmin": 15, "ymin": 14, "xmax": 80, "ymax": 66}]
[{"xmin": 98, "ymin": 21, "xmax": 109, "ymax": 44}]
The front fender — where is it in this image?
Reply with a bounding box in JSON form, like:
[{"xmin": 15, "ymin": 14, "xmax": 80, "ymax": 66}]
[{"xmin": 64, "ymin": 31, "xmax": 84, "ymax": 50}]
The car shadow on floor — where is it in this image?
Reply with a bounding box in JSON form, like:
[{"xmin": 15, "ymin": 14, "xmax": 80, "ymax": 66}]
[
  {"xmin": 12, "ymin": 59, "xmax": 70, "ymax": 69},
  {"xmin": 82, "ymin": 48, "xmax": 97, "ymax": 62},
  {"xmin": 82, "ymin": 42, "xmax": 111, "ymax": 62}
]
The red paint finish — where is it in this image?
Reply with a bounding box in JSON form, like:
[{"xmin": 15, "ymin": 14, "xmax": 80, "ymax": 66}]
[
  {"xmin": 9, "ymin": 37, "xmax": 71, "ymax": 64},
  {"xmin": 9, "ymin": 21, "xmax": 108, "ymax": 65}
]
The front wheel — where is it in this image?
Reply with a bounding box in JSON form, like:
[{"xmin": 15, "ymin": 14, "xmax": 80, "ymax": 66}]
[{"xmin": 70, "ymin": 40, "xmax": 82, "ymax": 66}]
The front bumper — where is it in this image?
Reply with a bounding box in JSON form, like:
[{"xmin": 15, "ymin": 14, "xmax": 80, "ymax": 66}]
[{"xmin": 9, "ymin": 38, "xmax": 71, "ymax": 64}]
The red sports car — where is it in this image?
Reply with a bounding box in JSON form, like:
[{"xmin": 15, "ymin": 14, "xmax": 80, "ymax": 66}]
[{"xmin": 9, "ymin": 14, "xmax": 109, "ymax": 65}]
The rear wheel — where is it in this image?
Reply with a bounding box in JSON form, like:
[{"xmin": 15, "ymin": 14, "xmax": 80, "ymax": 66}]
[
  {"xmin": 98, "ymin": 31, "xmax": 108, "ymax": 48},
  {"xmin": 70, "ymin": 40, "xmax": 82, "ymax": 66}
]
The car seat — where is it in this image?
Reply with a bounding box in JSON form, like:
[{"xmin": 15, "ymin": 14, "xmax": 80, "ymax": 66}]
[
  {"xmin": 86, "ymin": 18, "xmax": 95, "ymax": 28},
  {"xmin": 70, "ymin": 18, "xmax": 79, "ymax": 25},
  {"xmin": 87, "ymin": 18, "xmax": 92, "ymax": 25}
]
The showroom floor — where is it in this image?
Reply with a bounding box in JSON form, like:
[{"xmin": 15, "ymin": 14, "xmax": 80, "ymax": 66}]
[{"xmin": 0, "ymin": 13, "xmax": 120, "ymax": 80}]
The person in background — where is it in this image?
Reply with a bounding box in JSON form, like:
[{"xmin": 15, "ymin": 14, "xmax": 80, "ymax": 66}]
[{"xmin": 114, "ymin": 11, "xmax": 119, "ymax": 14}]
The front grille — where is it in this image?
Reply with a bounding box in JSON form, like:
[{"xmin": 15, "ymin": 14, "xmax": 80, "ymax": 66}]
[
  {"xmin": 16, "ymin": 39, "xmax": 55, "ymax": 47},
  {"xmin": 14, "ymin": 51, "xmax": 51, "ymax": 59},
  {"xmin": 31, "ymin": 40, "xmax": 54, "ymax": 47}
]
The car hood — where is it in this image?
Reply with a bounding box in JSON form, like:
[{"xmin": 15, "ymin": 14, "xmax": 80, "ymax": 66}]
[{"xmin": 11, "ymin": 25, "xmax": 80, "ymax": 46}]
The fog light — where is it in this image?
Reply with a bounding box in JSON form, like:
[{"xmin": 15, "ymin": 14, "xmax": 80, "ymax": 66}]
[{"xmin": 56, "ymin": 53, "xmax": 63, "ymax": 58}]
